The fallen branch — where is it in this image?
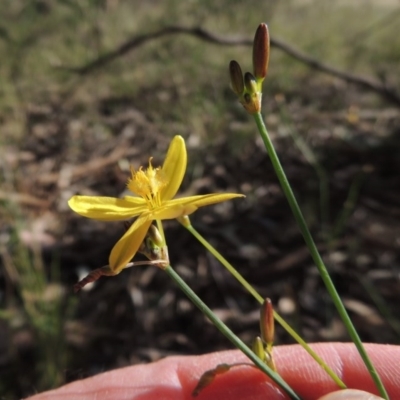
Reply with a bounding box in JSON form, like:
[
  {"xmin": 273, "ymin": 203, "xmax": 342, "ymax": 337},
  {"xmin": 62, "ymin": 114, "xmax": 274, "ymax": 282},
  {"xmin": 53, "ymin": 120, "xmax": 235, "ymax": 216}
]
[
  {"xmin": 0, "ymin": 190, "xmax": 50, "ymax": 208},
  {"xmin": 58, "ymin": 25, "xmax": 400, "ymax": 106},
  {"xmin": 37, "ymin": 144, "xmax": 135, "ymax": 185}
]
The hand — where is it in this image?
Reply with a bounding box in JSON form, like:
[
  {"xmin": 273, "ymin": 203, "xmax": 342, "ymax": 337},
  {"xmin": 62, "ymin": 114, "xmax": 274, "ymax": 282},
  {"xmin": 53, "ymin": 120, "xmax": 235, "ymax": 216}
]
[{"xmin": 25, "ymin": 343, "xmax": 399, "ymax": 399}]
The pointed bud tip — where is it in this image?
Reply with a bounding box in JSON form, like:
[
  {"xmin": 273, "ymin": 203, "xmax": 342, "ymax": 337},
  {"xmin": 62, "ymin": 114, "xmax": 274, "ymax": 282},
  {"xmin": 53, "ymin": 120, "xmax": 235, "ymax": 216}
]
[
  {"xmin": 252, "ymin": 336, "xmax": 265, "ymax": 361},
  {"xmin": 244, "ymin": 72, "xmax": 257, "ymax": 92},
  {"xmin": 260, "ymin": 298, "xmax": 275, "ymax": 345},
  {"xmin": 253, "ymin": 23, "xmax": 270, "ymax": 81},
  {"xmin": 229, "ymin": 60, "xmax": 244, "ymax": 95}
]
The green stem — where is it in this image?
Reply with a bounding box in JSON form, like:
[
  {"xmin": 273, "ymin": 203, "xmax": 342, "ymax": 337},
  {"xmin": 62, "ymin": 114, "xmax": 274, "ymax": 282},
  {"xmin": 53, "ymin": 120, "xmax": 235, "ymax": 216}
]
[
  {"xmin": 186, "ymin": 224, "xmax": 261, "ymax": 302},
  {"xmin": 184, "ymin": 222, "xmax": 345, "ymax": 389},
  {"xmin": 164, "ymin": 264, "xmax": 301, "ymax": 400},
  {"xmin": 253, "ymin": 111, "xmax": 388, "ymax": 400}
]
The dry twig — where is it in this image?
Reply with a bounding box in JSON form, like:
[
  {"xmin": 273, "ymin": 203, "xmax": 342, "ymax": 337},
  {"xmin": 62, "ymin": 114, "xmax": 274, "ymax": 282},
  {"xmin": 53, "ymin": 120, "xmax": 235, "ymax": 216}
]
[{"xmin": 58, "ymin": 25, "xmax": 400, "ymax": 106}]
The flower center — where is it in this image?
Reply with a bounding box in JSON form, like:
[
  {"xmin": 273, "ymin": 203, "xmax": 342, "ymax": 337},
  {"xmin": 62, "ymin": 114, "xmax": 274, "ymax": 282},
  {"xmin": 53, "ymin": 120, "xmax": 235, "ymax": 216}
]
[{"xmin": 127, "ymin": 158, "xmax": 167, "ymax": 209}]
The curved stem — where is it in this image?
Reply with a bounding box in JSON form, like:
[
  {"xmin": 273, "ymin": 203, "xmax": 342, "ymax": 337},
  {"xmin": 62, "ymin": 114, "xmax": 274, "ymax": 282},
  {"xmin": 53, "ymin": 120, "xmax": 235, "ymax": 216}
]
[
  {"xmin": 184, "ymin": 222, "xmax": 345, "ymax": 389},
  {"xmin": 164, "ymin": 264, "xmax": 301, "ymax": 400},
  {"xmin": 253, "ymin": 111, "xmax": 388, "ymax": 400}
]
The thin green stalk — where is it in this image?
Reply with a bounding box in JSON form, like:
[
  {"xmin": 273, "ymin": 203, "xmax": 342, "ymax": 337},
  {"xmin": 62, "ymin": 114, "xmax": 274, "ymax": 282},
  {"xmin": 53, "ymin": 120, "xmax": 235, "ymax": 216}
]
[
  {"xmin": 164, "ymin": 264, "xmax": 301, "ymax": 400},
  {"xmin": 253, "ymin": 111, "xmax": 388, "ymax": 399},
  {"xmin": 186, "ymin": 224, "xmax": 261, "ymax": 301},
  {"xmin": 184, "ymin": 222, "xmax": 345, "ymax": 389}
]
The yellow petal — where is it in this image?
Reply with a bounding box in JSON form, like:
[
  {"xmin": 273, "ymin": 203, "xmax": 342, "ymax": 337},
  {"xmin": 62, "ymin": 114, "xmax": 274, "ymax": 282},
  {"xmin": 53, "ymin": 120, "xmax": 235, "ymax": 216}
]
[
  {"xmin": 68, "ymin": 195, "xmax": 147, "ymax": 221},
  {"xmin": 153, "ymin": 193, "xmax": 245, "ymax": 219},
  {"xmin": 109, "ymin": 215, "xmax": 152, "ymax": 273},
  {"xmin": 160, "ymin": 135, "xmax": 187, "ymax": 202}
]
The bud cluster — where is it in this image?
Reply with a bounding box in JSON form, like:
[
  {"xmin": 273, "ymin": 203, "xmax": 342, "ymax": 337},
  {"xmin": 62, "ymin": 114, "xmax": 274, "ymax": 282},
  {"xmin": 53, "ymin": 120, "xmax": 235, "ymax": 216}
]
[
  {"xmin": 229, "ymin": 23, "xmax": 270, "ymax": 114},
  {"xmin": 252, "ymin": 297, "xmax": 277, "ymax": 371}
]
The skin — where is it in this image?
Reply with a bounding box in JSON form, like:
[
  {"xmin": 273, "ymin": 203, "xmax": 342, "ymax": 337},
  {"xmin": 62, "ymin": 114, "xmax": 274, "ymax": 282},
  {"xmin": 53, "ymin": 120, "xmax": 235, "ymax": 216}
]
[{"xmin": 26, "ymin": 343, "xmax": 399, "ymax": 400}]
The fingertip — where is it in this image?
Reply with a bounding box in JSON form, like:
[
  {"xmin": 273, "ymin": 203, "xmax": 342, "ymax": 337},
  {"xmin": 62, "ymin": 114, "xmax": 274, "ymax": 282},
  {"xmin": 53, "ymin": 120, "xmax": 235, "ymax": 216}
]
[{"xmin": 317, "ymin": 389, "xmax": 385, "ymax": 400}]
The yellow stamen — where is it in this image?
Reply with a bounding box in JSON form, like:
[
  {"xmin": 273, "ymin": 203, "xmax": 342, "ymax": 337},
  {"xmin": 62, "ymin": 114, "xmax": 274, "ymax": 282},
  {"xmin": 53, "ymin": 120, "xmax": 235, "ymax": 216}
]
[{"xmin": 127, "ymin": 158, "xmax": 167, "ymax": 209}]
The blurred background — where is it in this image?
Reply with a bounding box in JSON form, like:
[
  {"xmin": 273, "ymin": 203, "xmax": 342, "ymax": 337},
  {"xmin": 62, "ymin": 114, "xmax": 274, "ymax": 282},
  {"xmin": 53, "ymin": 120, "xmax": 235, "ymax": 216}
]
[{"xmin": 1, "ymin": 0, "xmax": 400, "ymax": 398}]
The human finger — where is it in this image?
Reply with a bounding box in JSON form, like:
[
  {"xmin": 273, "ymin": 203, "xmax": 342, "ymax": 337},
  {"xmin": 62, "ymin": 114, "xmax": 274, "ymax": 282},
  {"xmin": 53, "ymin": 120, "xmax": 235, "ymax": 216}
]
[{"xmin": 25, "ymin": 343, "xmax": 400, "ymax": 400}]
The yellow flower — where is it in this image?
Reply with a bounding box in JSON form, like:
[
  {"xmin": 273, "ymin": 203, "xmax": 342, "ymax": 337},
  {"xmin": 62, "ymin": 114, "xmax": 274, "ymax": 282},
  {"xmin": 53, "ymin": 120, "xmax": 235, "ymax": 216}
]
[{"xmin": 68, "ymin": 135, "xmax": 244, "ymax": 273}]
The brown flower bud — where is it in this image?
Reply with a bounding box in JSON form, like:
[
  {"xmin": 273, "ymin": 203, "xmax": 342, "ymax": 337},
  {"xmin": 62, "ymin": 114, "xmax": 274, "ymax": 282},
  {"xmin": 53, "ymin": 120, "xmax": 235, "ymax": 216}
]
[
  {"xmin": 253, "ymin": 23, "xmax": 270, "ymax": 81},
  {"xmin": 229, "ymin": 60, "xmax": 244, "ymax": 95},
  {"xmin": 260, "ymin": 298, "xmax": 275, "ymax": 347}
]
